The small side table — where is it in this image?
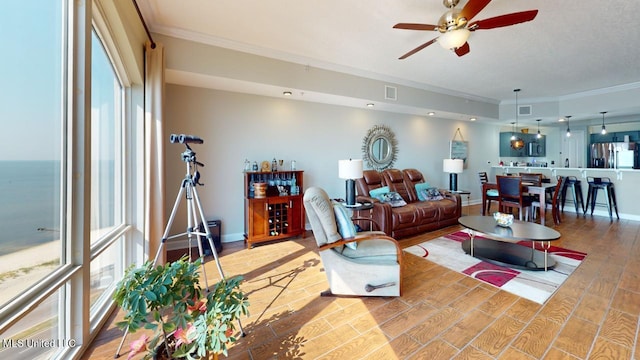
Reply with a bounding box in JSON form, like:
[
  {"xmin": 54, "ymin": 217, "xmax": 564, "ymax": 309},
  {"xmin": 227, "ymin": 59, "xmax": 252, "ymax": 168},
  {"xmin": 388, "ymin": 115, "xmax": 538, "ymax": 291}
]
[
  {"xmin": 338, "ymin": 201, "xmax": 375, "ymax": 231},
  {"xmin": 450, "ymin": 190, "xmax": 471, "ymax": 215}
]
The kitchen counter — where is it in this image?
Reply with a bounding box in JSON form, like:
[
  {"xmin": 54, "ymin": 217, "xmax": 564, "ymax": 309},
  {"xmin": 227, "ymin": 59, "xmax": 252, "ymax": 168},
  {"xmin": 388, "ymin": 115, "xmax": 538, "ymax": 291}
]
[{"xmin": 490, "ymin": 166, "xmax": 640, "ymax": 221}]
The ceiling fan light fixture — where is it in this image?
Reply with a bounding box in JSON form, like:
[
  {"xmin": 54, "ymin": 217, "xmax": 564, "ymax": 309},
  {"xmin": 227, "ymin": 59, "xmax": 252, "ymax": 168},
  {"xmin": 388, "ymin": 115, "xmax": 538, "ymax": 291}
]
[{"xmin": 438, "ymin": 28, "xmax": 470, "ymax": 50}]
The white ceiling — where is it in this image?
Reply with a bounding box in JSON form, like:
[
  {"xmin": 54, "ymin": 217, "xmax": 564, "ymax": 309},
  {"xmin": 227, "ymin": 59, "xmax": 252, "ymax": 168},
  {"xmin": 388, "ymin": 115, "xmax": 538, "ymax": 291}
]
[{"xmin": 138, "ymin": 0, "xmax": 640, "ymax": 125}]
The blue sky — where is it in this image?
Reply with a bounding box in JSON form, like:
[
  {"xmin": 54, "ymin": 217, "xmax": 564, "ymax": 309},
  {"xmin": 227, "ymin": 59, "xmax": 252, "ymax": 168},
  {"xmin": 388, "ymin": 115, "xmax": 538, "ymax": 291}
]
[{"xmin": 0, "ymin": 2, "xmax": 64, "ymax": 161}]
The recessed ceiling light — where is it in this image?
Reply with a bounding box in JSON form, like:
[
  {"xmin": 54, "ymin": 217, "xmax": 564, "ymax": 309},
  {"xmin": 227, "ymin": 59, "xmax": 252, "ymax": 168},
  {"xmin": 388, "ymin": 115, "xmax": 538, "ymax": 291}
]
[
  {"xmin": 470, "ymin": 117, "xmax": 477, "ymax": 121},
  {"xmin": 283, "ymin": 91, "xmax": 292, "ymax": 96},
  {"xmin": 366, "ymin": 103, "xmax": 374, "ymax": 107},
  {"xmin": 427, "ymin": 112, "xmax": 435, "ymax": 116}
]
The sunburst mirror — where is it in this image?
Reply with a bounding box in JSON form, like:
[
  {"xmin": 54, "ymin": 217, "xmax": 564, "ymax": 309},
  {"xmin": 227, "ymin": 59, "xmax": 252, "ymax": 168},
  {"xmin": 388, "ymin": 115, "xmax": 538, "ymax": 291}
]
[{"xmin": 362, "ymin": 125, "xmax": 398, "ymax": 171}]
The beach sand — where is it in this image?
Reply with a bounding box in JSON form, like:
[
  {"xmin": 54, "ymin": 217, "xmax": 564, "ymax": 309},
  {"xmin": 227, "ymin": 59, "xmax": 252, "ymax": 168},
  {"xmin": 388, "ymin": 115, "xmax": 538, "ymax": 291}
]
[{"xmin": 0, "ymin": 240, "xmax": 60, "ymax": 304}]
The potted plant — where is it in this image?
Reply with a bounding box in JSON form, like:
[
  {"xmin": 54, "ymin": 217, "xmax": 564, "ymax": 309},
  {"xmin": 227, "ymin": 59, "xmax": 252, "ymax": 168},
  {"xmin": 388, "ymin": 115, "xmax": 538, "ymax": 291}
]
[{"xmin": 113, "ymin": 256, "xmax": 249, "ymax": 359}]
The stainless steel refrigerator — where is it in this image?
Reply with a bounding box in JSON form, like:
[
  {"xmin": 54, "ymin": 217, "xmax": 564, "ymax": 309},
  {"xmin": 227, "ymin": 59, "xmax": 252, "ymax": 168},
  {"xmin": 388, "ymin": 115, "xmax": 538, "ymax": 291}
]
[{"xmin": 590, "ymin": 142, "xmax": 639, "ymax": 169}]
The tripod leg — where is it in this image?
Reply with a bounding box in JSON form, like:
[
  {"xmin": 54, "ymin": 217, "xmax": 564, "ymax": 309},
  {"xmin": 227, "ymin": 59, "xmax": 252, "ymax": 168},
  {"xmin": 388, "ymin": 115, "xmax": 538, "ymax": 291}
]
[
  {"xmin": 191, "ymin": 186, "xmax": 226, "ymax": 279},
  {"xmin": 115, "ymin": 185, "xmax": 187, "ymax": 358},
  {"xmin": 185, "ymin": 185, "xmax": 211, "ymax": 289},
  {"xmin": 191, "ymin": 185, "xmax": 246, "ymax": 336}
]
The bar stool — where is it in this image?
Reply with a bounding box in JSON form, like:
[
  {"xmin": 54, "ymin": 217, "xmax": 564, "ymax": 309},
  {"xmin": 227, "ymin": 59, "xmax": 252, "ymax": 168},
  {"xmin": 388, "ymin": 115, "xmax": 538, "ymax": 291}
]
[
  {"xmin": 584, "ymin": 176, "xmax": 619, "ymax": 220},
  {"xmin": 560, "ymin": 176, "xmax": 585, "ymax": 214}
]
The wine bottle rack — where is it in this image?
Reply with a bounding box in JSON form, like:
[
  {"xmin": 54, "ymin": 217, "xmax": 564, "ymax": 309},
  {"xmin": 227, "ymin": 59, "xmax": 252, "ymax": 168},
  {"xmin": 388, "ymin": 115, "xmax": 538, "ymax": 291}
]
[{"xmin": 244, "ymin": 170, "xmax": 304, "ymax": 248}]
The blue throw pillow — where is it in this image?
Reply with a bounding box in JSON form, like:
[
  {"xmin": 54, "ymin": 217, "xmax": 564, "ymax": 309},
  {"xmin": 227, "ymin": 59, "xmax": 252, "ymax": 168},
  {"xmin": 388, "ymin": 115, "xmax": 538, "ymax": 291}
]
[
  {"xmin": 378, "ymin": 191, "xmax": 408, "ymax": 207},
  {"xmin": 333, "ymin": 202, "xmax": 357, "ymax": 249},
  {"xmin": 418, "ymin": 187, "xmax": 444, "ymax": 201},
  {"xmin": 415, "ymin": 182, "xmax": 431, "ymax": 201},
  {"xmin": 369, "ymin": 186, "xmax": 390, "ymax": 201}
]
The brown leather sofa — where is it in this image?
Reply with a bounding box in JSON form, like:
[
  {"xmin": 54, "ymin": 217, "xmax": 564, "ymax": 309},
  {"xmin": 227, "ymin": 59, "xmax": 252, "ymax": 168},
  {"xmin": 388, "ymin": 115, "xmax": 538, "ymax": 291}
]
[{"xmin": 355, "ymin": 168, "xmax": 461, "ymax": 239}]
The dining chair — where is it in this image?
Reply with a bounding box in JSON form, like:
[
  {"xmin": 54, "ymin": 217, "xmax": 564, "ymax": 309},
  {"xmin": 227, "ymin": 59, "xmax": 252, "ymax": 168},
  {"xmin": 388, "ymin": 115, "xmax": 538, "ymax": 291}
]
[
  {"xmin": 496, "ymin": 175, "xmax": 534, "ymax": 221},
  {"xmin": 532, "ymin": 175, "xmax": 566, "ymax": 225},
  {"xmin": 478, "ymin": 171, "xmax": 498, "ymax": 214},
  {"xmin": 520, "ymin": 172, "xmax": 543, "ymax": 186}
]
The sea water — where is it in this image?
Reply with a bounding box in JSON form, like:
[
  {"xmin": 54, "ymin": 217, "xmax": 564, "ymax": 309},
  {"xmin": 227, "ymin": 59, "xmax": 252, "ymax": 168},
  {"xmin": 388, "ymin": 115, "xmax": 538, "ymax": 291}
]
[{"xmin": 0, "ymin": 161, "xmax": 61, "ymax": 256}]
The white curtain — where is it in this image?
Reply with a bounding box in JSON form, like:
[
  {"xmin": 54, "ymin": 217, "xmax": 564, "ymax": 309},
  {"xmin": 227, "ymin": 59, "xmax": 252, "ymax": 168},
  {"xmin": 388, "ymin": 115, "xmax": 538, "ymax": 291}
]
[{"xmin": 144, "ymin": 41, "xmax": 166, "ymax": 263}]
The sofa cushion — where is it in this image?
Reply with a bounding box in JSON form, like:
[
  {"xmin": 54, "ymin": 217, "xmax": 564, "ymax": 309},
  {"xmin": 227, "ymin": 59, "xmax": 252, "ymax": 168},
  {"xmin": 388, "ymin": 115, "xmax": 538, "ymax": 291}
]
[
  {"xmin": 369, "ymin": 186, "xmax": 390, "ymax": 200},
  {"xmin": 420, "ymin": 187, "xmax": 444, "ymax": 201},
  {"xmin": 378, "ymin": 191, "xmax": 407, "ymax": 207},
  {"xmin": 333, "ymin": 203, "xmax": 357, "ymax": 249},
  {"xmin": 415, "ymin": 182, "xmax": 431, "ymax": 201},
  {"xmin": 340, "ymin": 238, "xmax": 398, "ymax": 260}
]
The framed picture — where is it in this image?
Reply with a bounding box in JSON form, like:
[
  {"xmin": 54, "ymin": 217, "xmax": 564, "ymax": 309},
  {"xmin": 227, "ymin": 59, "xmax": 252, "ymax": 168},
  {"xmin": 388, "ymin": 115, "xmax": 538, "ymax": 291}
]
[{"xmin": 450, "ymin": 140, "xmax": 468, "ymax": 167}]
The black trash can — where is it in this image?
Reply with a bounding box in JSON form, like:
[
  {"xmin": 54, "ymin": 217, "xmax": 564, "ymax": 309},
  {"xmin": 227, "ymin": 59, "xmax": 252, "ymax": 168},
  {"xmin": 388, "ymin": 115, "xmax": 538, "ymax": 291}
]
[{"xmin": 199, "ymin": 220, "xmax": 222, "ymax": 255}]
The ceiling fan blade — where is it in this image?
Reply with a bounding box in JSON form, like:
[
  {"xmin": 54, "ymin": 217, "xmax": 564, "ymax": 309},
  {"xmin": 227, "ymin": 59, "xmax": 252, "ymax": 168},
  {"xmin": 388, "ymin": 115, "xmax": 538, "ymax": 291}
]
[
  {"xmin": 398, "ymin": 38, "xmax": 438, "ymax": 59},
  {"xmin": 455, "ymin": 42, "xmax": 470, "ymax": 57},
  {"xmin": 470, "ymin": 10, "xmax": 538, "ymax": 30},
  {"xmin": 393, "ymin": 23, "xmax": 438, "ymax": 31},
  {"xmin": 459, "ymin": 0, "xmax": 491, "ymax": 22}
]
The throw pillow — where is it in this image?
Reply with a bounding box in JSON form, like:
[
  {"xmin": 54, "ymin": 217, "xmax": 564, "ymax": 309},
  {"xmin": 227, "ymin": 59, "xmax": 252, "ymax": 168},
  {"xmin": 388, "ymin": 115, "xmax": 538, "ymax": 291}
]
[
  {"xmin": 333, "ymin": 202, "xmax": 357, "ymax": 249},
  {"xmin": 415, "ymin": 182, "xmax": 431, "ymax": 201},
  {"xmin": 418, "ymin": 187, "xmax": 444, "ymax": 201},
  {"xmin": 378, "ymin": 191, "xmax": 408, "ymax": 207},
  {"xmin": 486, "ymin": 189, "xmax": 499, "ymax": 197},
  {"xmin": 369, "ymin": 186, "xmax": 390, "ymax": 201}
]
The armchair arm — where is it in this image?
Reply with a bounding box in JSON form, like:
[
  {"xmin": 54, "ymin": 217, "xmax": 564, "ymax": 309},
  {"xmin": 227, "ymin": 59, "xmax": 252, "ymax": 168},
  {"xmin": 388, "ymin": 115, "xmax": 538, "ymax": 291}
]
[
  {"xmin": 318, "ymin": 234, "xmax": 402, "ymax": 264},
  {"xmin": 351, "ymin": 216, "xmax": 381, "ymax": 232},
  {"xmin": 356, "ymin": 195, "xmax": 378, "ymax": 204}
]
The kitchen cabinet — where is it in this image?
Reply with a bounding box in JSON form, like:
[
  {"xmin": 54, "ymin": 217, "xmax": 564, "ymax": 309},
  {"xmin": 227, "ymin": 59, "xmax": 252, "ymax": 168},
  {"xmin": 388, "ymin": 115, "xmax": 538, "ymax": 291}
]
[
  {"xmin": 500, "ymin": 133, "xmax": 545, "ymax": 157},
  {"xmin": 500, "ymin": 132, "xmax": 526, "ymax": 157}
]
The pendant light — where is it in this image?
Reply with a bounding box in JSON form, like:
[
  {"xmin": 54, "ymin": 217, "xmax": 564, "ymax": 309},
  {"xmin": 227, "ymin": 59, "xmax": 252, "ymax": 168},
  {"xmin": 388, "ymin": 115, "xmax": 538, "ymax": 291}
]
[
  {"xmin": 565, "ymin": 115, "xmax": 572, "ymax": 137},
  {"xmin": 514, "ymin": 88, "xmax": 521, "ymax": 133},
  {"xmin": 600, "ymin": 111, "xmax": 608, "ymax": 135},
  {"xmin": 510, "ymin": 121, "xmax": 516, "ymax": 140},
  {"xmin": 536, "ymin": 119, "xmax": 542, "ymax": 139}
]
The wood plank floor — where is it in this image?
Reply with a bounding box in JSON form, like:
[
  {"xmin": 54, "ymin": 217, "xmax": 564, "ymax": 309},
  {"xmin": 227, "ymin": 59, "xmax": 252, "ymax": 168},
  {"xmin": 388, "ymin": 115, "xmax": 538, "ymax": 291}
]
[{"xmin": 82, "ymin": 204, "xmax": 640, "ymax": 359}]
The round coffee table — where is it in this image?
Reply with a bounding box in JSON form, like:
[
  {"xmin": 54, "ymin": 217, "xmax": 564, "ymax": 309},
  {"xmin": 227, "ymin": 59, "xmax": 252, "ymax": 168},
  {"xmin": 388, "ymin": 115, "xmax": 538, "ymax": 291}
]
[{"xmin": 458, "ymin": 215, "xmax": 561, "ymax": 271}]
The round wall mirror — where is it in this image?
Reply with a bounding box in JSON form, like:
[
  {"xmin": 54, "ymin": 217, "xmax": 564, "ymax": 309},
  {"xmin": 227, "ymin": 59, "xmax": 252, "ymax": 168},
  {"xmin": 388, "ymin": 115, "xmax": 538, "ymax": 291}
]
[
  {"xmin": 511, "ymin": 137, "xmax": 524, "ymax": 150},
  {"xmin": 362, "ymin": 125, "xmax": 398, "ymax": 171}
]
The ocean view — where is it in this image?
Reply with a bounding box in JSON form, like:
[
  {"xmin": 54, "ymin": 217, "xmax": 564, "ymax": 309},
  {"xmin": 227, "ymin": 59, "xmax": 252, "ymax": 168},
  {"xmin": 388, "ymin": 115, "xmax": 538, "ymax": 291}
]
[{"xmin": 0, "ymin": 161, "xmax": 61, "ymax": 256}]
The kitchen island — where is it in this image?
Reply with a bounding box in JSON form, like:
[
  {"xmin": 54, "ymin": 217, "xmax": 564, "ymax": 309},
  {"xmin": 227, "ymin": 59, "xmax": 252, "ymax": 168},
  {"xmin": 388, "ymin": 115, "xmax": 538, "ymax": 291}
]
[{"xmin": 490, "ymin": 166, "xmax": 640, "ymax": 221}]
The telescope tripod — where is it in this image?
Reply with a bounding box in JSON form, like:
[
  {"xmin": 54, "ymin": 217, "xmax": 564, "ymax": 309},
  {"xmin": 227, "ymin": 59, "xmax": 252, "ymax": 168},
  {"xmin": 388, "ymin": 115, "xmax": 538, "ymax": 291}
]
[{"xmin": 115, "ymin": 144, "xmax": 245, "ymax": 358}]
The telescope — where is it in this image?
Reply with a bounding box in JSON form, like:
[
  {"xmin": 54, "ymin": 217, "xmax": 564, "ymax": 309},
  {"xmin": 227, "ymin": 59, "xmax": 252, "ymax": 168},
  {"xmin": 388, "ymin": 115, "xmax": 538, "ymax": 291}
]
[{"xmin": 170, "ymin": 133, "xmax": 204, "ymax": 144}]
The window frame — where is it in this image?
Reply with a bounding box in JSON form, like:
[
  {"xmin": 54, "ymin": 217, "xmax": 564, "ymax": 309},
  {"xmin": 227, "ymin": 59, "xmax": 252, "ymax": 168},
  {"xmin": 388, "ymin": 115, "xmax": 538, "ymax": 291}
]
[{"xmin": 0, "ymin": 1, "xmax": 145, "ymax": 359}]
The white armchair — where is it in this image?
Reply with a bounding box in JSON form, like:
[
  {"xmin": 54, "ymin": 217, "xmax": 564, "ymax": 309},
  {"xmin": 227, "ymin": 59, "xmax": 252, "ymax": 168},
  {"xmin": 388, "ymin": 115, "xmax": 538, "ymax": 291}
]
[{"xmin": 303, "ymin": 187, "xmax": 402, "ymax": 297}]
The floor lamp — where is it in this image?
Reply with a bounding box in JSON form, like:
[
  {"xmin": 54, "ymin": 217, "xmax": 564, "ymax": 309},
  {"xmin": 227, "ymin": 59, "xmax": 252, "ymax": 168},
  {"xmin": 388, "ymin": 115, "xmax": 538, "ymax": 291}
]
[
  {"xmin": 338, "ymin": 159, "xmax": 363, "ymax": 207},
  {"xmin": 443, "ymin": 158, "xmax": 464, "ymax": 192}
]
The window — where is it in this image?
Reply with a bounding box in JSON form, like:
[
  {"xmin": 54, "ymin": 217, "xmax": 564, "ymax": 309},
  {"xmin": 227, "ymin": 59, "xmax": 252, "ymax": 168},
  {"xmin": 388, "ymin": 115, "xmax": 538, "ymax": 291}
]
[
  {"xmin": 0, "ymin": 1, "xmax": 143, "ymax": 358},
  {"xmin": 88, "ymin": 30, "xmax": 125, "ymax": 311},
  {"xmin": 0, "ymin": 0, "xmax": 64, "ymax": 307}
]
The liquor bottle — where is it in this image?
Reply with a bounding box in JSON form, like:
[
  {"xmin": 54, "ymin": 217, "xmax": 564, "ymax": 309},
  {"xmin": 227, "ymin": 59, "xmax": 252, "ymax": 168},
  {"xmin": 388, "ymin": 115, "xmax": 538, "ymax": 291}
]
[
  {"xmin": 249, "ymin": 174, "xmax": 255, "ymax": 198},
  {"xmin": 271, "ymin": 158, "xmax": 277, "ymax": 172}
]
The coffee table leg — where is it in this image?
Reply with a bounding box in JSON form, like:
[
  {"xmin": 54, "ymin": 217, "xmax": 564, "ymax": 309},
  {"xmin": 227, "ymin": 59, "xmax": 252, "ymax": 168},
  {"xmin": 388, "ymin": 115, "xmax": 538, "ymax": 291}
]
[
  {"xmin": 540, "ymin": 241, "xmax": 551, "ymax": 271},
  {"xmin": 469, "ymin": 230, "xmax": 475, "ymax": 257}
]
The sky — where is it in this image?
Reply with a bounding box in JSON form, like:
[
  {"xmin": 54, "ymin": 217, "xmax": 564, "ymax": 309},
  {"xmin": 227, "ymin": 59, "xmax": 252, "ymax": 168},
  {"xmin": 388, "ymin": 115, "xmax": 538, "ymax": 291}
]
[{"xmin": 1, "ymin": 2, "xmax": 64, "ymax": 161}]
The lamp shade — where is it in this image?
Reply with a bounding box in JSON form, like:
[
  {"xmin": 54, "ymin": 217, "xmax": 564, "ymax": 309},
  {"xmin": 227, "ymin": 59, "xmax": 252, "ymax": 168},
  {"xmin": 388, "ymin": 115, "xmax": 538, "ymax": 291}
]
[
  {"xmin": 443, "ymin": 159, "xmax": 463, "ymax": 173},
  {"xmin": 338, "ymin": 159, "xmax": 363, "ymax": 179},
  {"xmin": 438, "ymin": 29, "xmax": 470, "ymax": 50}
]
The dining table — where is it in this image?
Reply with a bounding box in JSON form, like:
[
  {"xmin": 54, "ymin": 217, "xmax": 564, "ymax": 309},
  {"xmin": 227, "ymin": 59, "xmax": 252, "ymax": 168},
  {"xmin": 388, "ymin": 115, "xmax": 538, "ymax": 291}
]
[{"xmin": 482, "ymin": 182, "xmax": 558, "ymax": 226}]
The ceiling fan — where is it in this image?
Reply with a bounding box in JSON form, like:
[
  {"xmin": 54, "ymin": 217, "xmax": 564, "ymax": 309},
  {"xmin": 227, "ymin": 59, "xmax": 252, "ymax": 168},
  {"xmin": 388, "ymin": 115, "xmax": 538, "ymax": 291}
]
[{"xmin": 394, "ymin": 0, "xmax": 538, "ymax": 59}]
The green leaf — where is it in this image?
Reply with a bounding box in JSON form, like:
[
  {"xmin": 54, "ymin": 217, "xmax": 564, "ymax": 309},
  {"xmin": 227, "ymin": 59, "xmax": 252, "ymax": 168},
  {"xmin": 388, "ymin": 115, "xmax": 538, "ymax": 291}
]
[{"xmin": 144, "ymin": 291, "xmax": 157, "ymax": 301}]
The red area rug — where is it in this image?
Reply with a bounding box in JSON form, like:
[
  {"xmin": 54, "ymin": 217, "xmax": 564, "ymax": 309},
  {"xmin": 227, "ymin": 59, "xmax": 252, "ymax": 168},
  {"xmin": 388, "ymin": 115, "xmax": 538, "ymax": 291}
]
[{"xmin": 404, "ymin": 231, "xmax": 587, "ymax": 304}]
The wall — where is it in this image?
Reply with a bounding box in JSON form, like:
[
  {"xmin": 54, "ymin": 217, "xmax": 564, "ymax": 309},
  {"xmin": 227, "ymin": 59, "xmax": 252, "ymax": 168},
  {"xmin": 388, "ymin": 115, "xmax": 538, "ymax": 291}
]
[{"xmin": 163, "ymin": 85, "xmax": 500, "ymax": 244}]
